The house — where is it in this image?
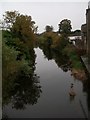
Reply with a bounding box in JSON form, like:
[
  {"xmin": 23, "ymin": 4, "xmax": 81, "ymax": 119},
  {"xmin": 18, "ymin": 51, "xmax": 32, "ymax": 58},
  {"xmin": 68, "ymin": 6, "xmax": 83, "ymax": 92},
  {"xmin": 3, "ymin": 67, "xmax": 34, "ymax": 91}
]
[
  {"xmin": 81, "ymin": 1, "xmax": 90, "ymax": 64},
  {"xmin": 68, "ymin": 36, "xmax": 82, "ymax": 47},
  {"xmin": 86, "ymin": 2, "xmax": 90, "ymax": 63},
  {"xmin": 81, "ymin": 24, "xmax": 87, "ymax": 50}
]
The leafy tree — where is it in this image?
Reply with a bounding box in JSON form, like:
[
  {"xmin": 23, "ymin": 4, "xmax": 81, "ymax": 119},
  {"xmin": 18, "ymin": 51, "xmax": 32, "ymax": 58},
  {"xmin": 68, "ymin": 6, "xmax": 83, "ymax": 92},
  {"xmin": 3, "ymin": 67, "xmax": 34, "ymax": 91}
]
[
  {"xmin": 58, "ymin": 19, "xmax": 72, "ymax": 35},
  {"xmin": 2, "ymin": 11, "xmax": 37, "ymax": 63},
  {"xmin": 45, "ymin": 25, "xmax": 53, "ymax": 32},
  {"xmin": 71, "ymin": 29, "xmax": 81, "ymax": 36},
  {"xmin": 2, "ymin": 41, "xmax": 42, "ymax": 108},
  {"xmin": 11, "ymin": 14, "xmax": 35, "ymax": 46},
  {"xmin": 2, "ymin": 11, "xmax": 41, "ymax": 109},
  {"xmin": 2, "ymin": 11, "xmax": 19, "ymax": 30}
]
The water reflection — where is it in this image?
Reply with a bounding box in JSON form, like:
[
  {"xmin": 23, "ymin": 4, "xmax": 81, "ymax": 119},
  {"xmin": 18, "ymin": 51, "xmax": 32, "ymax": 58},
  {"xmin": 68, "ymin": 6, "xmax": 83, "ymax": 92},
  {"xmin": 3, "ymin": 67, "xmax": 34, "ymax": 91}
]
[
  {"xmin": 10, "ymin": 74, "xmax": 42, "ymax": 110},
  {"xmin": 69, "ymin": 83, "xmax": 76, "ymax": 103},
  {"xmin": 39, "ymin": 46, "xmax": 89, "ymax": 115},
  {"xmin": 40, "ymin": 46, "xmax": 53, "ymax": 60},
  {"xmin": 3, "ymin": 69, "xmax": 42, "ymax": 110},
  {"xmin": 39, "ymin": 45, "xmax": 87, "ymax": 81},
  {"xmin": 40, "ymin": 46, "xmax": 70, "ymax": 72},
  {"xmin": 3, "ymin": 47, "xmax": 89, "ymax": 118}
]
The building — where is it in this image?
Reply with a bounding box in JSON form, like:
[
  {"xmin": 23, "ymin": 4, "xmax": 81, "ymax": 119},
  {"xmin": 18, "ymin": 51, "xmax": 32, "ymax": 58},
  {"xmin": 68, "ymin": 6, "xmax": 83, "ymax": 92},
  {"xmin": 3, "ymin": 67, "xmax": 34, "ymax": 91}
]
[
  {"xmin": 81, "ymin": 1, "xmax": 90, "ymax": 64},
  {"xmin": 81, "ymin": 24, "xmax": 87, "ymax": 50},
  {"xmin": 68, "ymin": 36, "xmax": 82, "ymax": 47},
  {"xmin": 86, "ymin": 2, "xmax": 90, "ymax": 63}
]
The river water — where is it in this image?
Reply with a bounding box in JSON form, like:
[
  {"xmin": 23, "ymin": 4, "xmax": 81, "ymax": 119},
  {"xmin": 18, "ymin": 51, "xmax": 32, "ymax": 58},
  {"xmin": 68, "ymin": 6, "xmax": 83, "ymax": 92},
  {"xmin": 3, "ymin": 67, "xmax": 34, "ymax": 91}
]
[{"xmin": 3, "ymin": 48, "xmax": 88, "ymax": 118}]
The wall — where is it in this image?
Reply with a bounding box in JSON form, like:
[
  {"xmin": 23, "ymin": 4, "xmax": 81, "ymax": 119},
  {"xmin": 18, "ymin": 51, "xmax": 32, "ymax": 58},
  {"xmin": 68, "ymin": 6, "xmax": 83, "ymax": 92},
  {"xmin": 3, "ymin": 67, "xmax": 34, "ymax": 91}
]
[
  {"xmin": 81, "ymin": 24, "xmax": 87, "ymax": 50},
  {"xmin": 86, "ymin": 8, "xmax": 90, "ymax": 63}
]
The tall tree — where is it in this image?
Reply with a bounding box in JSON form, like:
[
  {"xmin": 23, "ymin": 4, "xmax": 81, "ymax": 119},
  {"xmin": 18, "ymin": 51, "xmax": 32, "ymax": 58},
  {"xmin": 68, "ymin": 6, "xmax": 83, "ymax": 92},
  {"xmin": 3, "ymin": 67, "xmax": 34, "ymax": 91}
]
[
  {"xmin": 2, "ymin": 11, "xmax": 37, "ymax": 62},
  {"xmin": 11, "ymin": 15, "xmax": 35, "ymax": 42},
  {"xmin": 58, "ymin": 19, "xmax": 72, "ymax": 35}
]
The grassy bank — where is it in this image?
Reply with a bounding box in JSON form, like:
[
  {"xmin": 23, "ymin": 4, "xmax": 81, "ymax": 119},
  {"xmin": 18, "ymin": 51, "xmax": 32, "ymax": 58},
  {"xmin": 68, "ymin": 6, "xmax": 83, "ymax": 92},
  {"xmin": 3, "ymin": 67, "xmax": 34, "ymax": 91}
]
[{"xmin": 62, "ymin": 44, "xmax": 87, "ymax": 80}]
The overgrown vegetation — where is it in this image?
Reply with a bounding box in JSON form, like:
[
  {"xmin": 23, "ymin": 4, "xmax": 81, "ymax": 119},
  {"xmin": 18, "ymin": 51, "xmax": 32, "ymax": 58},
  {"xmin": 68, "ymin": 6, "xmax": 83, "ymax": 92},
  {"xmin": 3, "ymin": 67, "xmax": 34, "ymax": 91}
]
[
  {"xmin": 1, "ymin": 11, "xmax": 41, "ymax": 110},
  {"xmin": 35, "ymin": 19, "xmax": 86, "ymax": 81},
  {"xmin": 1, "ymin": 11, "xmax": 87, "ymax": 111},
  {"xmin": 62, "ymin": 44, "xmax": 83, "ymax": 70}
]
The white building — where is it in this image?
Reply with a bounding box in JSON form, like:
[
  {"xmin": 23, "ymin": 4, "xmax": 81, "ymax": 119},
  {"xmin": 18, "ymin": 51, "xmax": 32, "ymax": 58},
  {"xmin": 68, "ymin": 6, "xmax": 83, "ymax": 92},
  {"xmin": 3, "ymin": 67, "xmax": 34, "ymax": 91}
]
[{"xmin": 68, "ymin": 36, "xmax": 81, "ymax": 45}]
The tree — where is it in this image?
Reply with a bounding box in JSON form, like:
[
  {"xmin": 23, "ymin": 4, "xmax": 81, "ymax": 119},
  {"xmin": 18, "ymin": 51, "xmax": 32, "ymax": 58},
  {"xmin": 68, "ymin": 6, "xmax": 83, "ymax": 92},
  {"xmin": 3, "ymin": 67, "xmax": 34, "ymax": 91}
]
[
  {"xmin": 2, "ymin": 11, "xmax": 37, "ymax": 49},
  {"xmin": 2, "ymin": 11, "xmax": 37, "ymax": 65},
  {"xmin": 11, "ymin": 14, "xmax": 36, "ymax": 50},
  {"xmin": 2, "ymin": 10, "xmax": 19, "ymax": 30},
  {"xmin": 2, "ymin": 41, "xmax": 42, "ymax": 108},
  {"xmin": 12, "ymin": 15, "xmax": 35, "ymax": 39},
  {"xmin": 72, "ymin": 30, "xmax": 81, "ymax": 36},
  {"xmin": 58, "ymin": 19, "xmax": 72, "ymax": 35},
  {"xmin": 45, "ymin": 25, "xmax": 53, "ymax": 32}
]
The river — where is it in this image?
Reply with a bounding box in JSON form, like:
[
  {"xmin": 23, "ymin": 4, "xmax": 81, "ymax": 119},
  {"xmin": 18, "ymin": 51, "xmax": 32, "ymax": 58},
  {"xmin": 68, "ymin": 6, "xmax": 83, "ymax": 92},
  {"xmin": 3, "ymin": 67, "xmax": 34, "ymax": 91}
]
[{"xmin": 3, "ymin": 48, "xmax": 88, "ymax": 118}]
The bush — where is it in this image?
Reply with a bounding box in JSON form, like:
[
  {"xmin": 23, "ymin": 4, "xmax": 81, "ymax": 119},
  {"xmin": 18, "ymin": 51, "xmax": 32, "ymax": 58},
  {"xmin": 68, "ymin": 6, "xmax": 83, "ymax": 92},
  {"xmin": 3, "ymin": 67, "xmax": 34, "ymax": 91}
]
[{"xmin": 62, "ymin": 44, "xmax": 83, "ymax": 70}]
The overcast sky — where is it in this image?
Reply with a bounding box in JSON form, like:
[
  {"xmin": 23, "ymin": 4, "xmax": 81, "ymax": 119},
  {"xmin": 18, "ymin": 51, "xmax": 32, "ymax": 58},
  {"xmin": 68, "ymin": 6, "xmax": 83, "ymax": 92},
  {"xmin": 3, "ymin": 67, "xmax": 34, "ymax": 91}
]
[{"xmin": 0, "ymin": 1, "xmax": 89, "ymax": 33}]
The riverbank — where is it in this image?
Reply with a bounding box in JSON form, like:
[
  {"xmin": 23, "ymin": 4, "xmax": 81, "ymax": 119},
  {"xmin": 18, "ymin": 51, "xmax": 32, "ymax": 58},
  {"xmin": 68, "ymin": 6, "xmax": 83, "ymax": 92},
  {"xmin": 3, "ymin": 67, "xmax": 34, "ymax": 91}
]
[
  {"xmin": 71, "ymin": 68, "xmax": 87, "ymax": 81},
  {"xmin": 36, "ymin": 32, "xmax": 87, "ymax": 81},
  {"xmin": 62, "ymin": 44, "xmax": 87, "ymax": 81},
  {"xmin": 81, "ymin": 56, "xmax": 90, "ymax": 75}
]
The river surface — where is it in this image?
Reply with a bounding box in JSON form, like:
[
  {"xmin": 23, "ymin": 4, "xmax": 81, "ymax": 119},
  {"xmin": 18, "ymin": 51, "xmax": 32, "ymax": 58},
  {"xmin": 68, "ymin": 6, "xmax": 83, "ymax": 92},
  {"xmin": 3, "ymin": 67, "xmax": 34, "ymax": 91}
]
[{"xmin": 3, "ymin": 48, "xmax": 88, "ymax": 118}]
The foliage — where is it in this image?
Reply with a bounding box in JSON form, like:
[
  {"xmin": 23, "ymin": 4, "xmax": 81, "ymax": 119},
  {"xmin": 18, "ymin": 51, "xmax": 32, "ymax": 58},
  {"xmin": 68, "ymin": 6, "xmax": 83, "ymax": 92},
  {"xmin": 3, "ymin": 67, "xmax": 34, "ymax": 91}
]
[
  {"xmin": 62, "ymin": 44, "xmax": 83, "ymax": 69},
  {"xmin": 2, "ymin": 11, "xmax": 38, "ymax": 49},
  {"xmin": 2, "ymin": 11, "xmax": 41, "ymax": 110},
  {"xmin": 37, "ymin": 19, "xmax": 71, "ymax": 51},
  {"xmin": 58, "ymin": 19, "xmax": 72, "ymax": 35},
  {"xmin": 45, "ymin": 25, "xmax": 53, "ymax": 32},
  {"xmin": 2, "ymin": 10, "xmax": 37, "ymax": 61},
  {"xmin": 2, "ymin": 11, "xmax": 19, "ymax": 30},
  {"xmin": 2, "ymin": 41, "xmax": 21, "ymax": 104},
  {"xmin": 54, "ymin": 34, "xmax": 69, "ymax": 50},
  {"xmin": 70, "ymin": 29, "xmax": 81, "ymax": 36},
  {"xmin": 2, "ymin": 34, "xmax": 41, "ymax": 109},
  {"xmin": 37, "ymin": 31, "xmax": 69, "ymax": 52},
  {"xmin": 36, "ymin": 34, "xmax": 46, "ymax": 45},
  {"xmin": 38, "ymin": 32, "xmax": 60, "ymax": 48},
  {"xmin": 12, "ymin": 15, "xmax": 35, "ymax": 40}
]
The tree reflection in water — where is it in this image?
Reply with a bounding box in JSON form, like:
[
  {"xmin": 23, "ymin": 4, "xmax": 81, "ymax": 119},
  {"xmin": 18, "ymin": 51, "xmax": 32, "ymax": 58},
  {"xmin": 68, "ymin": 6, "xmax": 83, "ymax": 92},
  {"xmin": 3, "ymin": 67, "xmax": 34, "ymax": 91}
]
[
  {"xmin": 3, "ymin": 69, "xmax": 42, "ymax": 110},
  {"xmin": 40, "ymin": 46, "xmax": 70, "ymax": 72},
  {"xmin": 39, "ymin": 46, "xmax": 89, "ymax": 112}
]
